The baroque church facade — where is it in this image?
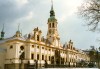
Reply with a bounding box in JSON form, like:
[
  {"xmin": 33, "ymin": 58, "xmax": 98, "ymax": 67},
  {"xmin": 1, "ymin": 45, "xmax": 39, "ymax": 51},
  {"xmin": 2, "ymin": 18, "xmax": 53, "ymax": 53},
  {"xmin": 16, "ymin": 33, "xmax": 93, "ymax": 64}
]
[{"xmin": 0, "ymin": 2, "xmax": 90, "ymax": 69}]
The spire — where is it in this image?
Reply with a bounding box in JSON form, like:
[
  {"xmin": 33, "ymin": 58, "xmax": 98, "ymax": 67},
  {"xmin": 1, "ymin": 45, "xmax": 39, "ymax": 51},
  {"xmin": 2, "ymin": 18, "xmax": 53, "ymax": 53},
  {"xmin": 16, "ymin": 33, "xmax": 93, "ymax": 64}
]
[
  {"xmin": 50, "ymin": 0, "xmax": 55, "ymax": 17},
  {"xmin": 14, "ymin": 23, "xmax": 21, "ymax": 38},
  {"xmin": 2, "ymin": 24, "xmax": 4, "ymax": 32},
  {"xmin": 18, "ymin": 23, "xmax": 20, "ymax": 32},
  {"xmin": 51, "ymin": 0, "xmax": 53, "ymax": 11}
]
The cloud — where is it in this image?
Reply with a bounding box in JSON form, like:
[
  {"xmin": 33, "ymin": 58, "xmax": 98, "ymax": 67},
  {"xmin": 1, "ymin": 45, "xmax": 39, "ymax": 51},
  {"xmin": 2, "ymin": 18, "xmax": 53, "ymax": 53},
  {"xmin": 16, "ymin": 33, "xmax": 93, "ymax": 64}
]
[
  {"xmin": 16, "ymin": 0, "xmax": 29, "ymax": 6},
  {"xmin": 0, "ymin": 0, "xmax": 98, "ymax": 50},
  {"xmin": 16, "ymin": 11, "xmax": 34, "ymax": 22}
]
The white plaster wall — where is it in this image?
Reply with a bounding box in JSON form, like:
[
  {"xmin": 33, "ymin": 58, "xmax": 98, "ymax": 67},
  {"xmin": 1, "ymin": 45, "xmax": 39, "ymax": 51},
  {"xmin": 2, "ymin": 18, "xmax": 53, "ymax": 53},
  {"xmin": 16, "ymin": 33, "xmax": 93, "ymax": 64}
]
[{"xmin": 0, "ymin": 51, "xmax": 6, "ymax": 69}]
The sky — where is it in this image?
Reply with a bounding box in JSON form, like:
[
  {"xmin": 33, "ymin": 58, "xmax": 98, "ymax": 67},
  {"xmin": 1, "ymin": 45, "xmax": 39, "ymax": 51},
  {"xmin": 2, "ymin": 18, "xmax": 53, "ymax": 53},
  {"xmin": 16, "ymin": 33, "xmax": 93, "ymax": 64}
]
[{"xmin": 0, "ymin": 0, "xmax": 99, "ymax": 50}]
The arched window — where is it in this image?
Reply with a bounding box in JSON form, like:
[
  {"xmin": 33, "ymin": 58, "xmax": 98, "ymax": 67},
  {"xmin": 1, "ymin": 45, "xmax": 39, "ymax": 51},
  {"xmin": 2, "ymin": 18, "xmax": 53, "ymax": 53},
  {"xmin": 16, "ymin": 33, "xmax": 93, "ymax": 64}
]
[
  {"xmin": 52, "ymin": 23, "xmax": 54, "ymax": 28},
  {"xmin": 37, "ymin": 35, "xmax": 39, "ymax": 41}
]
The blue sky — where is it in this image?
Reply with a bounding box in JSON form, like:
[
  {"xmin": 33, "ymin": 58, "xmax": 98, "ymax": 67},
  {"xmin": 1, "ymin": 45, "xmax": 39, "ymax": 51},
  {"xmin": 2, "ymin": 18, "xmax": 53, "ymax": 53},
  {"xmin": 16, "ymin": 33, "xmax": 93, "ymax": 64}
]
[{"xmin": 0, "ymin": 0, "xmax": 99, "ymax": 50}]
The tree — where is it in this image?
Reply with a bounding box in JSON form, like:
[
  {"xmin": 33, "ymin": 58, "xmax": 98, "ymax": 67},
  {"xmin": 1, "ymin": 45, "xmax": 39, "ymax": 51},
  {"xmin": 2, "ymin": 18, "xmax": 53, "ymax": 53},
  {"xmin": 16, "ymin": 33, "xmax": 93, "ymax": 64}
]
[
  {"xmin": 89, "ymin": 50, "xmax": 96, "ymax": 62},
  {"xmin": 89, "ymin": 46, "xmax": 96, "ymax": 62},
  {"xmin": 78, "ymin": 0, "xmax": 100, "ymax": 31},
  {"xmin": 88, "ymin": 46, "xmax": 100, "ymax": 67}
]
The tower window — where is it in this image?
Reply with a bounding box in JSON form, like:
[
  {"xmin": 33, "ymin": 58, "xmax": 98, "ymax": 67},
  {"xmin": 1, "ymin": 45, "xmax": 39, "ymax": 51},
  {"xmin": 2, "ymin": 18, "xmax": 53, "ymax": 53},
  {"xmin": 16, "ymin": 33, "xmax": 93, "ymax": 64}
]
[
  {"xmin": 31, "ymin": 54, "xmax": 34, "ymax": 59},
  {"xmin": 52, "ymin": 23, "xmax": 54, "ymax": 28}
]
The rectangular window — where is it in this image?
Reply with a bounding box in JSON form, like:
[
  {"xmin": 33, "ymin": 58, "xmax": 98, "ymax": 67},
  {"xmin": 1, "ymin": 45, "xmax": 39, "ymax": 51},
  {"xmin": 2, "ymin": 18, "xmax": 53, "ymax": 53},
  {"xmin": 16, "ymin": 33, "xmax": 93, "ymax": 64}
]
[
  {"xmin": 37, "ymin": 54, "xmax": 39, "ymax": 60},
  {"xmin": 31, "ymin": 54, "xmax": 34, "ymax": 59},
  {"xmin": 42, "ymin": 55, "xmax": 44, "ymax": 60}
]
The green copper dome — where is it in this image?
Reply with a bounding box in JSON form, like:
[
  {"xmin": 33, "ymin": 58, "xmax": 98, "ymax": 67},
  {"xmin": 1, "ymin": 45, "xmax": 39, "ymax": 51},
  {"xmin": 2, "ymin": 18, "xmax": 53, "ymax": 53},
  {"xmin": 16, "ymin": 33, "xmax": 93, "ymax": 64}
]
[{"xmin": 48, "ymin": 16, "xmax": 57, "ymax": 22}]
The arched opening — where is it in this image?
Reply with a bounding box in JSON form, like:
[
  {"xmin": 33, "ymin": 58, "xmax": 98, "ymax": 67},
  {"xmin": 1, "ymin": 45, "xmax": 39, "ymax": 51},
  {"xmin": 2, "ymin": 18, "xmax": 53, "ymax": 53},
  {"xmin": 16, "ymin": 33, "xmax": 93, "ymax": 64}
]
[
  {"xmin": 52, "ymin": 23, "xmax": 54, "ymax": 28},
  {"xmin": 37, "ymin": 35, "xmax": 39, "ymax": 41}
]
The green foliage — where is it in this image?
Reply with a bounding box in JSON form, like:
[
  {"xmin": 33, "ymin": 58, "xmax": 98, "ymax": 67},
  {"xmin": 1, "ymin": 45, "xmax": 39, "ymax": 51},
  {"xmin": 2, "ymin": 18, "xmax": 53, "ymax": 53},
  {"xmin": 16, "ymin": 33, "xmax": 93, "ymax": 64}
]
[
  {"xmin": 89, "ymin": 46, "xmax": 100, "ymax": 62},
  {"xmin": 78, "ymin": 0, "xmax": 100, "ymax": 31}
]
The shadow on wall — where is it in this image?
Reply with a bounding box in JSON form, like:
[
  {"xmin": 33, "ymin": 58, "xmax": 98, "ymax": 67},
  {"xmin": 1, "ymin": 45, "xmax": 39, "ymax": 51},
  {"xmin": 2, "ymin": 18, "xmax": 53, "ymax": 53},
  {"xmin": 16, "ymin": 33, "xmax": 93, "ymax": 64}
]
[{"xmin": 0, "ymin": 66, "xmax": 2, "ymax": 69}]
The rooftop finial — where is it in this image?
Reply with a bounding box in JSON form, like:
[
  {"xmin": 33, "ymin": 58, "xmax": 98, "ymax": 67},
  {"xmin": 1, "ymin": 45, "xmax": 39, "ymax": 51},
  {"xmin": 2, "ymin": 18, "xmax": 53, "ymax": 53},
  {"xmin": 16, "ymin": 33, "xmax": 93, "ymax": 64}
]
[
  {"xmin": 51, "ymin": 0, "xmax": 53, "ymax": 10},
  {"xmin": 18, "ymin": 23, "xmax": 20, "ymax": 31},
  {"xmin": 14, "ymin": 23, "xmax": 21, "ymax": 37},
  {"xmin": 50, "ymin": 0, "xmax": 55, "ymax": 17},
  {"xmin": 2, "ymin": 24, "xmax": 4, "ymax": 32}
]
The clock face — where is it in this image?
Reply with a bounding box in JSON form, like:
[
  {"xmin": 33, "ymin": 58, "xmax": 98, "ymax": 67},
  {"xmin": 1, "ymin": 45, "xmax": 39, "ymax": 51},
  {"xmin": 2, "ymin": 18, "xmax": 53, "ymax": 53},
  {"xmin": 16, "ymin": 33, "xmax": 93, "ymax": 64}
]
[{"xmin": 20, "ymin": 46, "xmax": 24, "ymax": 50}]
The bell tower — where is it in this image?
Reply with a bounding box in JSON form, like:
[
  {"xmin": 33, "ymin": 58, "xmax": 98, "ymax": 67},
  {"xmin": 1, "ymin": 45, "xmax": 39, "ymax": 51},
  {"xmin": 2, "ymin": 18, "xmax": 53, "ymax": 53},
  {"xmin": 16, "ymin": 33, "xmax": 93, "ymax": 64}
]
[{"xmin": 47, "ymin": 0, "xmax": 60, "ymax": 47}]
